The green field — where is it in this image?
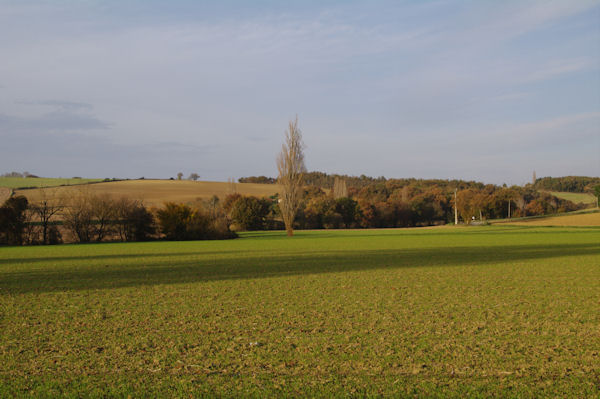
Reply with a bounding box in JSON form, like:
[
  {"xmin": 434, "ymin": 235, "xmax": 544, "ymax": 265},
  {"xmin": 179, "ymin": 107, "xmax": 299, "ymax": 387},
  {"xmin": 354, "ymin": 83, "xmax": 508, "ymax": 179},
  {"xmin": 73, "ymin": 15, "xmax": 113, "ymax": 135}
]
[
  {"xmin": 1, "ymin": 227, "xmax": 599, "ymax": 397},
  {"xmin": 548, "ymin": 191, "xmax": 597, "ymax": 205},
  {"xmin": 0, "ymin": 177, "xmax": 104, "ymax": 189}
]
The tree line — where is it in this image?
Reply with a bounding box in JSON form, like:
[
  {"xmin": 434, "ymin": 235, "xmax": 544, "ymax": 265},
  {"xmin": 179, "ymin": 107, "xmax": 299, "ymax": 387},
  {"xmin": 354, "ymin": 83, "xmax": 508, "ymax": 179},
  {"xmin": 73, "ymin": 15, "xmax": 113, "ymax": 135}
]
[
  {"xmin": 0, "ymin": 179, "xmax": 591, "ymax": 246},
  {"xmin": 533, "ymin": 176, "xmax": 600, "ymax": 193},
  {"xmin": 242, "ymin": 172, "xmax": 600, "ymax": 194},
  {"xmin": 0, "ymin": 190, "xmax": 237, "ymax": 246},
  {"xmin": 291, "ymin": 182, "xmax": 584, "ymax": 229},
  {"xmin": 239, "ymin": 171, "xmax": 387, "ymax": 189},
  {"xmin": 222, "ymin": 181, "xmax": 584, "ymax": 232}
]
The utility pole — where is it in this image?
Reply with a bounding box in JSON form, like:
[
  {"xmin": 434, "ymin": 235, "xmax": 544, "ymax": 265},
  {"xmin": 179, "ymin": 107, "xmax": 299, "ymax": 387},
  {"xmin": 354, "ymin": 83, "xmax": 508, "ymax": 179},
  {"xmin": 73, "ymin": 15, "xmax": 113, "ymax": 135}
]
[{"xmin": 454, "ymin": 188, "xmax": 458, "ymax": 225}]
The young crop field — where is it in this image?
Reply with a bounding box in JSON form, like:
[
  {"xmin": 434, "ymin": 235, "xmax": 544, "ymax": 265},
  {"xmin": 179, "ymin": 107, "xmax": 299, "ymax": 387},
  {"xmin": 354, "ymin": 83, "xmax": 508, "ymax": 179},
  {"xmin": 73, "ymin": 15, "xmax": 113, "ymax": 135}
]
[
  {"xmin": 0, "ymin": 177, "xmax": 104, "ymax": 189},
  {"xmin": 15, "ymin": 179, "xmax": 280, "ymax": 208},
  {"xmin": 547, "ymin": 191, "xmax": 597, "ymax": 206},
  {"xmin": 0, "ymin": 227, "xmax": 599, "ymax": 397}
]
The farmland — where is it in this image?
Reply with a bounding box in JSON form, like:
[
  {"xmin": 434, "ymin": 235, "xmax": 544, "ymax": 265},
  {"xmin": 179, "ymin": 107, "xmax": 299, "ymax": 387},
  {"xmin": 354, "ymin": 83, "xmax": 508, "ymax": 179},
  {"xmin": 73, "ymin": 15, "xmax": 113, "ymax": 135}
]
[
  {"xmin": 501, "ymin": 210, "xmax": 600, "ymax": 227},
  {"xmin": 547, "ymin": 191, "xmax": 597, "ymax": 206},
  {"xmin": 14, "ymin": 179, "xmax": 281, "ymax": 208},
  {"xmin": 0, "ymin": 177, "xmax": 104, "ymax": 189},
  {"xmin": 0, "ymin": 188, "xmax": 10, "ymax": 204},
  {"xmin": 1, "ymin": 226, "xmax": 599, "ymax": 397}
]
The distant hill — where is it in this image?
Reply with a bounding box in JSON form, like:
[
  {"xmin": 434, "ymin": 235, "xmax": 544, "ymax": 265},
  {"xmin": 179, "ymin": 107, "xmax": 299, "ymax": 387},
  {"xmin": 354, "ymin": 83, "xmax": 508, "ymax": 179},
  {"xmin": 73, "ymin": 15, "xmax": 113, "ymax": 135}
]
[
  {"xmin": 546, "ymin": 191, "xmax": 597, "ymax": 206},
  {"xmin": 0, "ymin": 177, "xmax": 103, "ymax": 189},
  {"xmin": 534, "ymin": 176, "xmax": 600, "ymax": 193},
  {"xmin": 14, "ymin": 179, "xmax": 280, "ymax": 208}
]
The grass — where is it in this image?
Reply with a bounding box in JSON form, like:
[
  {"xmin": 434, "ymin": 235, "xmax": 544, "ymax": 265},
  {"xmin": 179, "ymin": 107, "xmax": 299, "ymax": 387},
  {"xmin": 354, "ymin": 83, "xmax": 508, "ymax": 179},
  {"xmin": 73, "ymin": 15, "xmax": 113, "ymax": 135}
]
[
  {"xmin": 0, "ymin": 177, "xmax": 103, "ymax": 189},
  {"xmin": 1, "ymin": 227, "xmax": 599, "ymax": 397},
  {"xmin": 14, "ymin": 179, "xmax": 280, "ymax": 208},
  {"xmin": 547, "ymin": 191, "xmax": 597, "ymax": 205}
]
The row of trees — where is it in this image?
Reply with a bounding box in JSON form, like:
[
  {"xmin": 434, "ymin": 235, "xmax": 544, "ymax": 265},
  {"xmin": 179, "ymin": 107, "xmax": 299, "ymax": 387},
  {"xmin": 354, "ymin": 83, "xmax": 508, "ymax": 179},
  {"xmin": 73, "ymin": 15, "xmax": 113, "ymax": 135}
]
[
  {"xmin": 220, "ymin": 179, "xmax": 585, "ymax": 233},
  {"xmin": 0, "ymin": 190, "xmax": 238, "ymax": 246},
  {"xmin": 223, "ymin": 183, "xmax": 585, "ymax": 233},
  {"xmin": 239, "ymin": 171, "xmax": 387, "ymax": 189},
  {"xmin": 238, "ymin": 176, "xmax": 276, "ymax": 184},
  {"xmin": 1, "ymin": 171, "xmax": 38, "ymax": 178},
  {"xmin": 242, "ymin": 171, "xmax": 600, "ymax": 197},
  {"xmin": 533, "ymin": 176, "xmax": 600, "ymax": 193},
  {"xmin": 176, "ymin": 172, "xmax": 200, "ymax": 181},
  {"xmin": 0, "ymin": 181, "xmax": 589, "ymax": 246}
]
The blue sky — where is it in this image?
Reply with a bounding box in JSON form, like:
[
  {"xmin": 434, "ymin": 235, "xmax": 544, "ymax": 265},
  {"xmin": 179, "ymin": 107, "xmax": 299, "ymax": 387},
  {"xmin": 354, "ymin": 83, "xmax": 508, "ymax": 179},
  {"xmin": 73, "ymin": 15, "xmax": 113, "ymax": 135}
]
[{"xmin": 1, "ymin": 0, "xmax": 598, "ymax": 184}]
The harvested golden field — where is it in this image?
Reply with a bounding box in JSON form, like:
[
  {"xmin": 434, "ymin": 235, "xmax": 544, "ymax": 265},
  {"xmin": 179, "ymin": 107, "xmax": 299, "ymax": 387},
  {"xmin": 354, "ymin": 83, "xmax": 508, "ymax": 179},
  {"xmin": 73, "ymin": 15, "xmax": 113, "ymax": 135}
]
[
  {"xmin": 15, "ymin": 179, "xmax": 280, "ymax": 208},
  {"xmin": 503, "ymin": 211, "xmax": 600, "ymax": 226},
  {"xmin": 0, "ymin": 187, "xmax": 11, "ymax": 203}
]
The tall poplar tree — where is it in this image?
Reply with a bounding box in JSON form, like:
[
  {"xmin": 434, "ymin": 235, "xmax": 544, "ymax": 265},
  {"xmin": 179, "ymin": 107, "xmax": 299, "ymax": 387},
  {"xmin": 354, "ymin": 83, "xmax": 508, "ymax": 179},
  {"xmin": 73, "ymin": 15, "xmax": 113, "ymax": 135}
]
[{"xmin": 277, "ymin": 116, "xmax": 306, "ymax": 236}]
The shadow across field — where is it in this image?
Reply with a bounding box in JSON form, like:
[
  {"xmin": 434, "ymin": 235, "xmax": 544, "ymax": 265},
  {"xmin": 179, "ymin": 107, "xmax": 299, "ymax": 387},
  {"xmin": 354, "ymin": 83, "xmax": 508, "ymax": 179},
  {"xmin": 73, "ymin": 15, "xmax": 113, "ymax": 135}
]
[
  {"xmin": 0, "ymin": 250, "xmax": 263, "ymax": 266},
  {"xmin": 1, "ymin": 242, "xmax": 598, "ymax": 294},
  {"xmin": 243, "ymin": 227, "xmax": 600, "ymax": 241}
]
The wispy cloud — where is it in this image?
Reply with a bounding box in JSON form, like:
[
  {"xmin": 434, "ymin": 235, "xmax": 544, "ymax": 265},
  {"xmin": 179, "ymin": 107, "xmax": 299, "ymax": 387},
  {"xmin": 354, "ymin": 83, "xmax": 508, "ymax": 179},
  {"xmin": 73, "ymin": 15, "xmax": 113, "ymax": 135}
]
[
  {"xmin": 0, "ymin": 107, "xmax": 111, "ymax": 132},
  {"xmin": 523, "ymin": 58, "xmax": 593, "ymax": 82},
  {"xmin": 16, "ymin": 99, "xmax": 93, "ymax": 111}
]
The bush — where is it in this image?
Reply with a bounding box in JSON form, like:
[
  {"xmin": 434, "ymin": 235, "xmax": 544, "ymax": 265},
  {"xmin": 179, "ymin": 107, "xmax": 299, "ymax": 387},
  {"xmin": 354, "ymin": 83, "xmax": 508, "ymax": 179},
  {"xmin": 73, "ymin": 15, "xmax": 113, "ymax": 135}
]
[
  {"xmin": 335, "ymin": 197, "xmax": 360, "ymax": 228},
  {"xmin": 114, "ymin": 198, "xmax": 155, "ymax": 242},
  {"xmin": 156, "ymin": 203, "xmax": 236, "ymax": 241},
  {"xmin": 229, "ymin": 196, "xmax": 271, "ymax": 230},
  {"xmin": 47, "ymin": 224, "xmax": 63, "ymax": 245},
  {"xmin": 0, "ymin": 196, "xmax": 29, "ymax": 245},
  {"xmin": 222, "ymin": 193, "xmax": 243, "ymax": 213}
]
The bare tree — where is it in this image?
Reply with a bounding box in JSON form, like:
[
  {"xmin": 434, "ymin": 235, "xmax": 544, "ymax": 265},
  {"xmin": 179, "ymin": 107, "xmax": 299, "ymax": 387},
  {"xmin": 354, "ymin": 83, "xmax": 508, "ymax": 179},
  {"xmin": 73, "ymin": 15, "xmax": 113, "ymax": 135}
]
[
  {"xmin": 63, "ymin": 190, "xmax": 95, "ymax": 243},
  {"xmin": 188, "ymin": 173, "xmax": 200, "ymax": 181},
  {"xmin": 276, "ymin": 116, "xmax": 306, "ymax": 236},
  {"xmin": 401, "ymin": 186, "xmax": 409, "ymax": 203},
  {"xmin": 113, "ymin": 197, "xmax": 155, "ymax": 242},
  {"xmin": 29, "ymin": 188, "xmax": 64, "ymax": 244},
  {"xmin": 63, "ymin": 190, "xmax": 118, "ymax": 242},
  {"xmin": 89, "ymin": 194, "xmax": 116, "ymax": 242},
  {"xmin": 514, "ymin": 195, "xmax": 526, "ymax": 217},
  {"xmin": 227, "ymin": 178, "xmax": 237, "ymax": 194},
  {"xmin": 333, "ymin": 177, "xmax": 348, "ymax": 199}
]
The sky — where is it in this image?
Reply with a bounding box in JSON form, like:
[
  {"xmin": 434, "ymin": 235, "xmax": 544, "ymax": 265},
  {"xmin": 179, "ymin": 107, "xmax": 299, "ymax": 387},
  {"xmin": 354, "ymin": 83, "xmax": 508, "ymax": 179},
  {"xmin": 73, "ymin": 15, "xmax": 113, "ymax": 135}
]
[{"xmin": 0, "ymin": 0, "xmax": 599, "ymax": 185}]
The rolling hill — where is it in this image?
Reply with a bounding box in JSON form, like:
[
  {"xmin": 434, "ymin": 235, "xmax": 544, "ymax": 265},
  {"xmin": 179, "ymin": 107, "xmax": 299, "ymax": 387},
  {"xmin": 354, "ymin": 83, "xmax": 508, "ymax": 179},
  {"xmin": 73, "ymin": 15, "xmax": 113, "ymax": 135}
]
[
  {"xmin": 546, "ymin": 191, "xmax": 597, "ymax": 206},
  {"xmin": 14, "ymin": 179, "xmax": 280, "ymax": 208},
  {"xmin": 0, "ymin": 177, "xmax": 103, "ymax": 189}
]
